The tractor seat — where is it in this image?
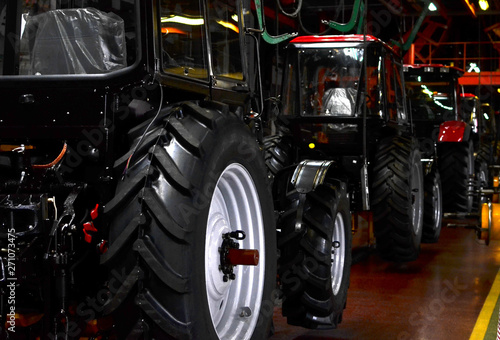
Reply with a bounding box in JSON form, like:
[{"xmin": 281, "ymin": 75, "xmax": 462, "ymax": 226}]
[{"xmin": 323, "ymin": 87, "xmax": 357, "ymax": 116}]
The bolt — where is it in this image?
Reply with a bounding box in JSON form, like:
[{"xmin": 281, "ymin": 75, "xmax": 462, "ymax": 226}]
[{"xmin": 240, "ymin": 307, "xmax": 252, "ymax": 317}]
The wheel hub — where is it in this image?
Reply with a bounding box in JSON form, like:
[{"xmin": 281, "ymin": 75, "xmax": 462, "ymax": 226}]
[{"xmin": 219, "ymin": 230, "xmax": 259, "ymax": 282}]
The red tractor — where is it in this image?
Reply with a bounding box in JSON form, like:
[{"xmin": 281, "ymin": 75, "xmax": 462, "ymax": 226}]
[{"xmin": 405, "ymin": 64, "xmax": 479, "ymax": 218}]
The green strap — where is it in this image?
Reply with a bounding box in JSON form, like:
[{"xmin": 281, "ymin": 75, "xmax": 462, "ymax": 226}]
[
  {"xmin": 356, "ymin": 2, "xmax": 365, "ymax": 34},
  {"xmin": 393, "ymin": 0, "xmax": 431, "ymax": 51},
  {"xmin": 326, "ymin": 0, "xmax": 362, "ymax": 32},
  {"xmin": 253, "ymin": 0, "xmax": 297, "ymax": 44}
]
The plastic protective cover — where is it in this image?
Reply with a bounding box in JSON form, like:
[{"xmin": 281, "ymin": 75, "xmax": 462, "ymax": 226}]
[
  {"xmin": 322, "ymin": 87, "xmax": 357, "ymax": 116},
  {"xmin": 21, "ymin": 8, "xmax": 126, "ymax": 75}
]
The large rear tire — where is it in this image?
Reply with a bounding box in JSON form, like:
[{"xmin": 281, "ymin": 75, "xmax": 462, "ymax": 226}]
[
  {"xmin": 421, "ymin": 169, "xmax": 442, "ymax": 243},
  {"xmin": 278, "ymin": 180, "xmax": 351, "ymax": 329},
  {"xmin": 102, "ymin": 100, "xmax": 276, "ymax": 340},
  {"xmin": 371, "ymin": 136, "xmax": 424, "ymax": 262},
  {"xmin": 438, "ymin": 141, "xmax": 474, "ymax": 213}
]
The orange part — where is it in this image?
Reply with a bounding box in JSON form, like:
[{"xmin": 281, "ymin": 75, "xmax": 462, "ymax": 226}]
[
  {"xmin": 5, "ymin": 313, "xmax": 43, "ymax": 328},
  {"xmin": 351, "ymin": 211, "xmax": 374, "ymax": 249},
  {"xmin": 161, "ymin": 27, "xmax": 187, "ymax": 35},
  {"xmin": 0, "ymin": 145, "xmax": 34, "ymax": 152},
  {"xmin": 493, "ymin": 176, "xmax": 499, "ymax": 203},
  {"xmin": 32, "ymin": 143, "xmax": 67, "ymax": 169},
  {"xmin": 227, "ymin": 249, "xmax": 259, "ymax": 266}
]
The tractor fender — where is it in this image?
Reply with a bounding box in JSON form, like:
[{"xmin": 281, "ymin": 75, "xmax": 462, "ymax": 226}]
[
  {"xmin": 438, "ymin": 121, "xmax": 471, "ymax": 142},
  {"xmin": 290, "ymin": 160, "xmax": 333, "ymax": 194}
]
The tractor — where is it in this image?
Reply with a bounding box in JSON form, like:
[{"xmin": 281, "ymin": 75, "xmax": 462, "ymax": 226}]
[
  {"xmin": 404, "ymin": 64, "xmax": 482, "ymax": 216},
  {"xmin": 265, "ymin": 34, "xmax": 424, "ymax": 328},
  {"xmin": 0, "ymin": 0, "xmax": 287, "ymax": 338}
]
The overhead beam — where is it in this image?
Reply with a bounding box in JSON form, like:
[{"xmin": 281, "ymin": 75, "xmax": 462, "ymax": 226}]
[
  {"xmin": 462, "ymin": 0, "xmax": 477, "ymax": 17},
  {"xmin": 459, "ymin": 72, "xmax": 500, "ymax": 86}
]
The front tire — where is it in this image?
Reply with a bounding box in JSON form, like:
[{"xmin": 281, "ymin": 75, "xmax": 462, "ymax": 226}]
[
  {"xmin": 278, "ymin": 180, "xmax": 352, "ymax": 329},
  {"xmin": 103, "ymin": 100, "xmax": 276, "ymax": 340},
  {"xmin": 371, "ymin": 136, "xmax": 424, "ymax": 262}
]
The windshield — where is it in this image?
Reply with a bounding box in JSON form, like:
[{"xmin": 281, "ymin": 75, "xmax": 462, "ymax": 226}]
[
  {"xmin": 301, "ymin": 47, "xmax": 363, "ymax": 117},
  {"xmin": 0, "ymin": 1, "xmax": 137, "ymax": 76},
  {"xmin": 282, "ymin": 45, "xmax": 381, "ymax": 118},
  {"xmin": 406, "ymin": 82, "xmax": 455, "ymax": 120}
]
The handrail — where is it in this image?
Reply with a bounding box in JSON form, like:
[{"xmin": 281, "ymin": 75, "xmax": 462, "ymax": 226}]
[
  {"xmin": 253, "ymin": 0, "xmax": 297, "ymax": 44},
  {"xmin": 322, "ymin": 0, "xmax": 364, "ymax": 33}
]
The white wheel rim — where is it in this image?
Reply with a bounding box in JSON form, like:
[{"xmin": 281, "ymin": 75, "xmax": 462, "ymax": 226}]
[
  {"xmin": 433, "ymin": 178, "xmax": 442, "ymax": 230},
  {"xmin": 467, "ymin": 144, "xmax": 474, "ymax": 209},
  {"xmin": 205, "ymin": 163, "xmax": 265, "ymax": 340},
  {"xmin": 411, "ymin": 161, "xmax": 424, "ymax": 235},
  {"xmin": 331, "ymin": 212, "xmax": 345, "ymax": 296}
]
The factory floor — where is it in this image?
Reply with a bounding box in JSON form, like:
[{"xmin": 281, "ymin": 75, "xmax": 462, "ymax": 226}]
[{"xmin": 270, "ymin": 217, "xmax": 500, "ymax": 340}]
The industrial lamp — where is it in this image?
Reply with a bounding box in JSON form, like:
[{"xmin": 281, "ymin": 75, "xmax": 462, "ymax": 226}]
[{"xmin": 479, "ymin": 0, "xmax": 489, "ymax": 10}]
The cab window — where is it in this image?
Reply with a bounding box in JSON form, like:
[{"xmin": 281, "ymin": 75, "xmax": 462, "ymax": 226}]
[
  {"xmin": 207, "ymin": 0, "xmax": 243, "ymax": 80},
  {"xmin": 160, "ymin": 0, "xmax": 208, "ymax": 80}
]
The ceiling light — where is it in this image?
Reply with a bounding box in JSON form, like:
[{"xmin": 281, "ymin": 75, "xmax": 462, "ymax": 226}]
[
  {"xmin": 217, "ymin": 20, "xmax": 239, "ymax": 33},
  {"xmin": 428, "ymin": 2, "xmax": 438, "ymax": 11},
  {"xmin": 479, "ymin": 0, "xmax": 489, "ymax": 10},
  {"xmin": 161, "ymin": 16, "xmax": 204, "ymax": 25}
]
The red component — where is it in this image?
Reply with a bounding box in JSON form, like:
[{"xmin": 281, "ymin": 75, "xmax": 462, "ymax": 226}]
[
  {"xmin": 98, "ymin": 240, "xmax": 109, "ymax": 254},
  {"xmin": 460, "ymin": 93, "xmax": 476, "ymax": 98},
  {"xmin": 91, "ymin": 204, "xmax": 99, "ymax": 220},
  {"xmin": 227, "ymin": 249, "xmax": 259, "ymax": 266},
  {"xmin": 291, "ymin": 34, "xmax": 379, "ymax": 44},
  {"xmin": 438, "ymin": 121, "xmax": 466, "ymax": 142},
  {"xmin": 83, "ymin": 222, "xmax": 98, "ymax": 243}
]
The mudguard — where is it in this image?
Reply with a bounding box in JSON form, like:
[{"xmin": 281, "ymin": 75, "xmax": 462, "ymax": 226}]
[
  {"xmin": 438, "ymin": 121, "xmax": 471, "ymax": 142},
  {"xmin": 290, "ymin": 160, "xmax": 333, "ymax": 193}
]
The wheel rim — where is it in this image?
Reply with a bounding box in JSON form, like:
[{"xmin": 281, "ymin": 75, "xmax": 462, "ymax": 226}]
[
  {"xmin": 331, "ymin": 212, "xmax": 345, "ymax": 296},
  {"xmin": 478, "ymin": 167, "xmax": 488, "ymax": 206},
  {"xmin": 411, "ymin": 161, "xmax": 423, "ymax": 235},
  {"xmin": 467, "ymin": 144, "xmax": 475, "ymax": 210},
  {"xmin": 205, "ymin": 163, "xmax": 265, "ymax": 340},
  {"xmin": 433, "ymin": 177, "xmax": 442, "ymax": 230}
]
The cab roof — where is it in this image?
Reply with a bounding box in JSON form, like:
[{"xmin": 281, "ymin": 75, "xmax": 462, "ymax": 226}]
[
  {"xmin": 290, "ymin": 34, "xmax": 380, "ymax": 44},
  {"xmin": 404, "ymin": 64, "xmax": 464, "ymax": 76}
]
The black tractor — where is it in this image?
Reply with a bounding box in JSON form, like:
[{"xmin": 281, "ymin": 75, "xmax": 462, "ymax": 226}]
[
  {"xmin": 266, "ymin": 34, "xmax": 424, "ymax": 329},
  {"xmin": 0, "ymin": 1, "xmax": 280, "ymax": 338}
]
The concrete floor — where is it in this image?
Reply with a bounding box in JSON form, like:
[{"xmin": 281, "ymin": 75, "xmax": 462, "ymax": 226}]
[{"xmin": 270, "ymin": 219, "xmax": 500, "ymax": 339}]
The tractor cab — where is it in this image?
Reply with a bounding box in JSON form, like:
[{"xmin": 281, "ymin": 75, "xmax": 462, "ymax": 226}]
[
  {"xmin": 281, "ymin": 35, "xmax": 409, "ymax": 156},
  {"xmin": 404, "ymin": 64, "xmax": 464, "ymax": 148}
]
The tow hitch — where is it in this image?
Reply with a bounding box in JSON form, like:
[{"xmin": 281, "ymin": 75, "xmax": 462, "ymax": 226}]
[{"xmin": 219, "ymin": 230, "xmax": 259, "ymax": 282}]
